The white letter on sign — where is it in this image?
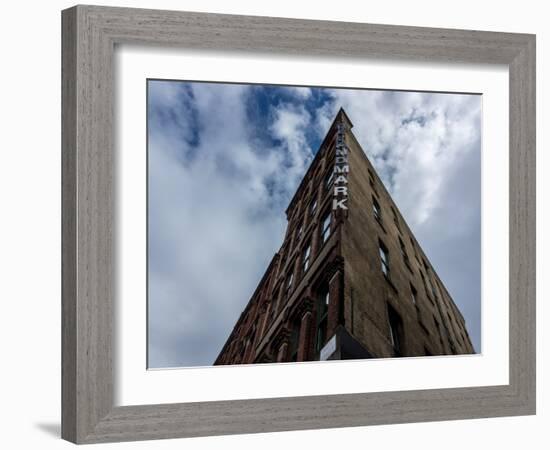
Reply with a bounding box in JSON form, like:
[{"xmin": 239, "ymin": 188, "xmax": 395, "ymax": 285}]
[
  {"xmin": 334, "ymin": 175, "xmax": 348, "ymax": 184},
  {"xmin": 334, "ymin": 186, "xmax": 348, "ymax": 196},
  {"xmin": 333, "ymin": 198, "xmax": 348, "ymax": 210},
  {"xmin": 334, "ymin": 165, "xmax": 349, "ymax": 174}
]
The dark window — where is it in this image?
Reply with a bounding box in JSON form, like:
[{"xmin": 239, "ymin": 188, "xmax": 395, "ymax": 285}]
[
  {"xmin": 409, "ymin": 236, "xmax": 418, "ymax": 259},
  {"xmin": 420, "ymin": 270, "xmax": 431, "ymax": 300},
  {"xmin": 379, "ymin": 240, "xmax": 390, "ymax": 278},
  {"xmin": 447, "ymin": 312, "xmax": 456, "ymax": 338},
  {"xmin": 315, "ymin": 288, "xmax": 330, "ymax": 357},
  {"xmin": 434, "ymin": 316, "xmax": 442, "ymax": 338},
  {"xmin": 426, "ymin": 274, "xmax": 437, "ymax": 299},
  {"xmin": 321, "ymin": 211, "xmax": 331, "ymax": 244},
  {"xmin": 422, "ymin": 261, "xmax": 438, "ymax": 299},
  {"xmin": 387, "ymin": 304, "xmax": 403, "ymax": 356},
  {"xmin": 373, "ymin": 196, "xmax": 382, "ymax": 223},
  {"xmin": 310, "ymin": 198, "xmax": 318, "ymax": 216},
  {"xmin": 368, "ymin": 168, "xmax": 379, "ymax": 196},
  {"xmin": 289, "ymin": 319, "xmax": 301, "ymax": 362},
  {"xmin": 285, "ymin": 271, "xmax": 294, "ymax": 297},
  {"xmin": 448, "ymin": 338, "xmax": 458, "ymax": 355},
  {"xmin": 370, "ymin": 179, "xmax": 378, "ymax": 196},
  {"xmin": 288, "ymin": 207, "xmax": 296, "ymax": 225},
  {"xmin": 302, "ymin": 242, "xmax": 311, "ymax": 273},
  {"xmin": 238, "ymin": 342, "xmax": 245, "ymax": 363},
  {"xmin": 296, "ymin": 223, "xmax": 303, "ymax": 242},
  {"xmin": 410, "ymin": 283, "xmax": 418, "ymax": 305},
  {"xmin": 305, "ymin": 182, "xmax": 311, "ymax": 198},
  {"xmin": 437, "ymin": 280, "xmax": 447, "ymax": 301},
  {"xmin": 269, "ymin": 288, "xmax": 280, "ymax": 323},
  {"xmin": 324, "ymin": 169, "xmax": 334, "ymax": 190},
  {"xmin": 399, "ymin": 236, "xmax": 410, "ymax": 267},
  {"xmin": 391, "ymin": 206, "xmax": 402, "ymax": 233},
  {"xmin": 419, "ymin": 321, "xmax": 430, "ymax": 336},
  {"xmin": 422, "ymin": 261, "xmax": 437, "ymax": 298},
  {"xmin": 249, "ymin": 324, "xmax": 257, "ymax": 348},
  {"xmin": 279, "ymin": 244, "xmax": 288, "ymax": 271}
]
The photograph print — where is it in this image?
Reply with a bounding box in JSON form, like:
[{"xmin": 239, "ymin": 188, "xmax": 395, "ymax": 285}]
[{"xmin": 147, "ymin": 79, "xmax": 481, "ymax": 368}]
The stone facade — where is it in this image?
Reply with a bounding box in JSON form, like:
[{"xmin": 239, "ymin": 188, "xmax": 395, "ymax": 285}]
[{"xmin": 214, "ymin": 108, "xmax": 474, "ymax": 365}]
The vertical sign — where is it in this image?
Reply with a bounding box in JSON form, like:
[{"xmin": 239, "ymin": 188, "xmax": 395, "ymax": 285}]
[{"xmin": 332, "ymin": 120, "xmax": 349, "ymax": 210}]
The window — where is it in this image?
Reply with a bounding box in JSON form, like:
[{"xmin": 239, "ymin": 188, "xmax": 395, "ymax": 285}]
[
  {"xmin": 305, "ymin": 182, "xmax": 311, "ymax": 198},
  {"xmin": 289, "ymin": 319, "xmax": 301, "ymax": 362},
  {"xmin": 238, "ymin": 342, "xmax": 246, "ymax": 363},
  {"xmin": 419, "ymin": 321, "xmax": 430, "ymax": 336},
  {"xmin": 249, "ymin": 324, "xmax": 257, "ymax": 348},
  {"xmin": 391, "ymin": 206, "xmax": 402, "ymax": 233},
  {"xmin": 279, "ymin": 243, "xmax": 288, "ymax": 269},
  {"xmin": 433, "ymin": 316, "xmax": 445, "ymax": 351},
  {"xmin": 437, "ymin": 279, "xmax": 447, "ymax": 300},
  {"xmin": 296, "ymin": 223, "xmax": 303, "ymax": 242},
  {"xmin": 315, "ymin": 288, "xmax": 330, "ymax": 356},
  {"xmin": 269, "ymin": 289, "xmax": 280, "ymax": 322},
  {"xmin": 399, "ymin": 236, "xmax": 411, "ymax": 268},
  {"xmin": 379, "ymin": 240, "xmax": 390, "ymax": 278},
  {"xmin": 310, "ymin": 198, "xmax": 318, "ymax": 216},
  {"xmin": 285, "ymin": 271, "xmax": 294, "ymax": 296},
  {"xmin": 428, "ymin": 276, "xmax": 437, "ymax": 298},
  {"xmin": 368, "ymin": 168, "xmax": 379, "ymax": 196},
  {"xmin": 321, "ymin": 211, "xmax": 331, "ymax": 244},
  {"xmin": 424, "ymin": 269, "xmax": 437, "ymax": 299},
  {"xmin": 324, "ymin": 169, "xmax": 334, "ymax": 190},
  {"xmin": 370, "ymin": 178, "xmax": 379, "ymax": 196},
  {"xmin": 409, "ymin": 236, "xmax": 419, "ymax": 260},
  {"xmin": 302, "ymin": 242, "xmax": 311, "ymax": 273},
  {"xmin": 448, "ymin": 337, "xmax": 458, "ymax": 355},
  {"xmin": 287, "ymin": 207, "xmax": 296, "ymax": 225},
  {"xmin": 387, "ymin": 304, "xmax": 403, "ymax": 356},
  {"xmin": 372, "ymin": 196, "xmax": 382, "ymax": 222},
  {"xmin": 447, "ymin": 312, "xmax": 455, "ymax": 331},
  {"xmin": 420, "ymin": 270, "xmax": 431, "ymax": 299},
  {"xmin": 410, "ymin": 283, "xmax": 418, "ymax": 305},
  {"xmin": 434, "ymin": 316, "xmax": 442, "ymax": 338}
]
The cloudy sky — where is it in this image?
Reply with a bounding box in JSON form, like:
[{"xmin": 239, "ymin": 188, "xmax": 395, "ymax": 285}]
[{"xmin": 147, "ymin": 80, "xmax": 481, "ymax": 368}]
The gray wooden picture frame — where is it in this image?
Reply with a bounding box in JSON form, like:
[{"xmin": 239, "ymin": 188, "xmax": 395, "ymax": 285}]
[{"xmin": 61, "ymin": 4, "xmax": 536, "ymax": 444}]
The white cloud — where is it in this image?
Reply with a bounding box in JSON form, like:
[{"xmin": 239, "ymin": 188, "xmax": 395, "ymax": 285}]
[
  {"xmin": 285, "ymin": 86, "xmax": 312, "ymax": 99},
  {"xmin": 269, "ymin": 103, "xmax": 313, "ymax": 192}
]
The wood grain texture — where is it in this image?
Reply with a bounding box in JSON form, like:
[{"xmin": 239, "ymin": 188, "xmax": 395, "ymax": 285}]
[
  {"xmin": 61, "ymin": 7, "xmax": 77, "ymax": 443},
  {"xmin": 61, "ymin": 4, "xmax": 536, "ymax": 444}
]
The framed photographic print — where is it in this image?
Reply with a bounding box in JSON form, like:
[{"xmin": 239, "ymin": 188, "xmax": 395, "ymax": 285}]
[{"xmin": 61, "ymin": 5, "xmax": 536, "ymax": 444}]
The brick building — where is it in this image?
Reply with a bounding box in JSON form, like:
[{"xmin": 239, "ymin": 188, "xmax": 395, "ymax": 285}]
[{"xmin": 214, "ymin": 108, "xmax": 475, "ymax": 365}]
